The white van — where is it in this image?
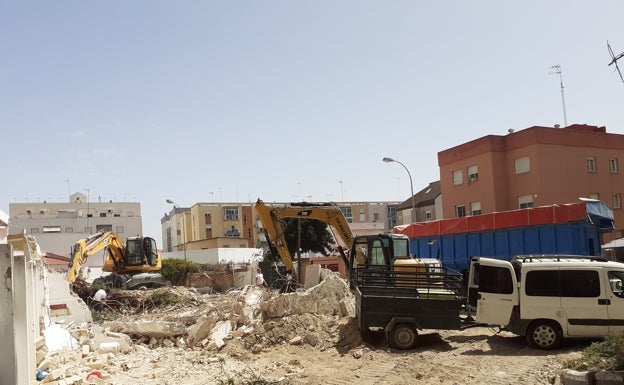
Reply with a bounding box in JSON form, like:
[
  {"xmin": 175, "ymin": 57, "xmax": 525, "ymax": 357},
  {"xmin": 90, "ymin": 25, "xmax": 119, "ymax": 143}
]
[{"xmin": 467, "ymin": 255, "xmax": 624, "ymax": 349}]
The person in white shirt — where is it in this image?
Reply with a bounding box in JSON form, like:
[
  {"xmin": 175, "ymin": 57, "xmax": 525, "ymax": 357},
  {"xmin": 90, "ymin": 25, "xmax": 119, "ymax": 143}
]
[
  {"xmin": 92, "ymin": 289, "xmax": 107, "ymax": 311},
  {"xmin": 255, "ymin": 268, "xmax": 267, "ymax": 288}
]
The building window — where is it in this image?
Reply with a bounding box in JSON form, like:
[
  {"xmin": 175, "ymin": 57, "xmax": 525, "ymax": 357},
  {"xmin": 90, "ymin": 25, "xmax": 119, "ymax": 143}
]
[
  {"xmin": 453, "ymin": 170, "xmax": 463, "ymax": 185},
  {"xmin": 339, "ymin": 206, "xmax": 353, "ymax": 223},
  {"xmin": 467, "ymin": 165, "xmax": 479, "ymax": 181},
  {"xmin": 373, "ymin": 212, "xmax": 379, "ymax": 222},
  {"xmin": 359, "ymin": 211, "xmax": 365, "ymax": 222},
  {"xmin": 31, "ymin": 228, "xmax": 39, "ymax": 234},
  {"xmin": 99, "ymin": 212, "xmax": 106, "ymax": 217},
  {"xmin": 614, "ymin": 193, "xmax": 622, "ymax": 209},
  {"xmin": 387, "ymin": 205, "xmax": 397, "ymax": 228},
  {"xmin": 471, "ymin": 202, "xmax": 482, "ymax": 215},
  {"xmin": 116, "ymin": 226, "xmax": 124, "ymax": 233},
  {"xmin": 455, "ymin": 205, "xmax": 466, "ymax": 218},
  {"xmin": 113, "ymin": 213, "xmax": 121, "ymax": 217},
  {"xmin": 425, "ymin": 210, "xmax": 432, "ymax": 220},
  {"xmin": 96, "ymin": 225, "xmax": 112, "ymax": 233},
  {"xmin": 224, "ymin": 207, "xmax": 239, "ymax": 221},
  {"xmin": 610, "ymin": 158, "xmax": 619, "ymax": 173},
  {"xmin": 85, "ymin": 227, "xmax": 92, "ymax": 234},
  {"xmin": 587, "ymin": 156, "xmax": 597, "ymax": 172},
  {"xmin": 518, "ymin": 195, "xmax": 534, "ymax": 209},
  {"xmin": 226, "ymin": 226, "xmax": 240, "ymax": 237},
  {"xmin": 515, "ymin": 157, "xmax": 530, "ymax": 174},
  {"xmin": 43, "ymin": 226, "xmax": 61, "ymax": 233}
]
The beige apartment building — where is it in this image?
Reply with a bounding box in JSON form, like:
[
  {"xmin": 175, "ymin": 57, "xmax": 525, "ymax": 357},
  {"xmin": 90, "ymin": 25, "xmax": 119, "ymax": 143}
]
[
  {"xmin": 161, "ymin": 201, "xmax": 401, "ymax": 253},
  {"xmin": 8, "ymin": 192, "xmax": 143, "ymax": 257},
  {"xmin": 438, "ymin": 124, "xmax": 624, "ymax": 239}
]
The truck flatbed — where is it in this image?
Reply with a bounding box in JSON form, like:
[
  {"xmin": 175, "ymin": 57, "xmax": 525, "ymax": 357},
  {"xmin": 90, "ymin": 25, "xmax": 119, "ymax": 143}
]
[{"xmin": 353, "ymin": 265, "xmax": 479, "ymax": 349}]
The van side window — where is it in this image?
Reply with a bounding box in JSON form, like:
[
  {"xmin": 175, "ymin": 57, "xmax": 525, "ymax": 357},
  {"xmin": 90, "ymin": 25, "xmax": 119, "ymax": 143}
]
[
  {"xmin": 479, "ymin": 265, "xmax": 513, "ymax": 294},
  {"xmin": 526, "ymin": 270, "xmax": 600, "ymax": 297},
  {"xmin": 526, "ymin": 271, "xmax": 559, "ymax": 296},
  {"xmin": 560, "ymin": 270, "xmax": 600, "ymax": 297}
]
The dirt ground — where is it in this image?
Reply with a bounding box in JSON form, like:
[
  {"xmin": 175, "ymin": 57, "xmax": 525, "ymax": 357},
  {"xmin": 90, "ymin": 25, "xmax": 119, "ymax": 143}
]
[
  {"xmin": 97, "ymin": 327, "xmax": 584, "ymax": 385},
  {"xmin": 50, "ymin": 275, "xmax": 588, "ymax": 385}
]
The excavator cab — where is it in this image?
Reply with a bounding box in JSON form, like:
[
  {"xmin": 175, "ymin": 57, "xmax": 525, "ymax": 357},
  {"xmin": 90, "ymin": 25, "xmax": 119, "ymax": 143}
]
[
  {"xmin": 125, "ymin": 236, "xmax": 158, "ymax": 266},
  {"xmin": 349, "ymin": 233, "xmax": 411, "ymax": 268}
]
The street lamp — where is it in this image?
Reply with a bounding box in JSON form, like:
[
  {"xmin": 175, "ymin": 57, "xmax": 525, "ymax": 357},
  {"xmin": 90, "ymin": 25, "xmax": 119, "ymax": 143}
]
[
  {"xmin": 383, "ymin": 157, "xmax": 416, "ymax": 224},
  {"xmin": 166, "ymin": 199, "xmax": 187, "ymax": 260}
]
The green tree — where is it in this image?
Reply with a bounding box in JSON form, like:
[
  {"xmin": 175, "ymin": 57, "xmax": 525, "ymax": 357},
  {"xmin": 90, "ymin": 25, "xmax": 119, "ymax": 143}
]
[{"xmin": 263, "ymin": 218, "xmax": 335, "ymax": 262}]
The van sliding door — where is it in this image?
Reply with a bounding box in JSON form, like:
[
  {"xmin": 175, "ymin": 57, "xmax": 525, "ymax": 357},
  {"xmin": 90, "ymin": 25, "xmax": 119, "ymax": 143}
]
[{"xmin": 558, "ymin": 268, "xmax": 608, "ymax": 337}]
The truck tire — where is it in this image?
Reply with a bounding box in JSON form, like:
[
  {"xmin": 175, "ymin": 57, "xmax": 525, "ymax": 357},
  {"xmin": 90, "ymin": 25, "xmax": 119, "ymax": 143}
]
[
  {"xmin": 389, "ymin": 323, "xmax": 417, "ymax": 350},
  {"xmin": 527, "ymin": 320, "xmax": 562, "ymax": 350}
]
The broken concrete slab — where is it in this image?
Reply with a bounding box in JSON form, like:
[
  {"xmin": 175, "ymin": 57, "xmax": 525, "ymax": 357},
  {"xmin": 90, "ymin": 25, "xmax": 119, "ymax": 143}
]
[
  {"xmin": 104, "ymin": 319, "xmax": 187, "ymax": 339},
  {"xmin": 260, "ymin": 274, "xmax": 353, "ymax": 318}
]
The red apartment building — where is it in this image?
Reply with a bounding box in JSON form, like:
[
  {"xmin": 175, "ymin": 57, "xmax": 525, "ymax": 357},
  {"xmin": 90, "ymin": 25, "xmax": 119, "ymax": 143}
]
[{"xmin": 438, "ymin": 124, "xmax": 624, "ymax": 241}]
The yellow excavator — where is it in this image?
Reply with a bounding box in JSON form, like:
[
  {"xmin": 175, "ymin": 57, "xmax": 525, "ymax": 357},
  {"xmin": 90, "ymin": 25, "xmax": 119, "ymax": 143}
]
[
  {"xmin": 65, "ymin": 230, "xmax": 170, "ymax": 290},
  {"xmin": 254, "ymin": 199, "xmax": 422, "ymax": 284}
]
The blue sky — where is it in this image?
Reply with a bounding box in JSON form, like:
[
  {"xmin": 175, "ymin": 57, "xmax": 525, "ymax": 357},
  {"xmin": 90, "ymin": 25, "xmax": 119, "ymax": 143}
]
[{"xmin": 2, "ymin": 1, "xmax": 624, "ymax": 247}]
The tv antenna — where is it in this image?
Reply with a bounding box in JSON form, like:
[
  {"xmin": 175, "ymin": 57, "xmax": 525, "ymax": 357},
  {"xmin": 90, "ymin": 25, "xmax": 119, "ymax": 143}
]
[
  {"xmin": 607, "ymin": 40, "xmax": 624, "ymax": 84},
  {"xmin": 549, "ymin": 64, "xmax": 568, "ymax": 127}
]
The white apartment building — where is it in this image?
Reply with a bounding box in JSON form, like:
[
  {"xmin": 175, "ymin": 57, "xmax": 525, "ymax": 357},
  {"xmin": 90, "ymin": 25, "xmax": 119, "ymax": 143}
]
[{"xmin": 9, "ymin": 192, "xmax": 143, "ymax": 259}]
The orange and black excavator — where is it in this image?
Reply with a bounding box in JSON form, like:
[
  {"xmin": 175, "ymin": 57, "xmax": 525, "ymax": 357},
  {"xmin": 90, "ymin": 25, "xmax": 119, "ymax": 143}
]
[{"xmin": 254, "ymin": 199, "xmax": 419, "ymax": 283}]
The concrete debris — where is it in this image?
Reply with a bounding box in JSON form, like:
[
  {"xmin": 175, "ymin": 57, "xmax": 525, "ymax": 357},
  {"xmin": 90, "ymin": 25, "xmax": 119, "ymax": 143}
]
[
  {"xmin": 186, "ymin": 315, "xmax": 218, "ymax": 347},
  {"xmin": 35, "ymin": 269, "xmax": 361, "ymax": 383},
  {"xmin": 43, "ymin": 324, "xmax": 78, "ymax": 351},
  {"xmin": 104, "ymin": 319, "xmax": 187, "ymax": 339},
  {"xmin": 260, "ymin": 274, "xmax": 354, "ymax": 318},
  {"xmin": 211, "ymin": 320, "xmax": 233, "ymax": 348}
]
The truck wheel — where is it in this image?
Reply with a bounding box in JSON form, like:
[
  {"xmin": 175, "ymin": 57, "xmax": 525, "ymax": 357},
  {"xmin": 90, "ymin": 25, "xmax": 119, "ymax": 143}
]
[
  {"xmin": 527, "ymin": 320, "xmax": 562, "ymax": 350},
  {"xmin": 389, "ymin": 323, "xmax": 417, "ymax": 350}
]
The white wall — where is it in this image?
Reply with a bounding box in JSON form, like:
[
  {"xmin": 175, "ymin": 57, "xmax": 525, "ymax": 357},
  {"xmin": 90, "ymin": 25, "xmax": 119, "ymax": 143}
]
[{"xmin": 162, "ymin": 248, "xmax": 263, "ymax": 265}]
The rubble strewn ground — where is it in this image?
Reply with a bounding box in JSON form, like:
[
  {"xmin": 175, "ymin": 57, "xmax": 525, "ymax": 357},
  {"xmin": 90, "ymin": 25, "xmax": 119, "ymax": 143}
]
[{"xmin": 40, "ymin": 272, "xmax": 586, "ymax": 385}]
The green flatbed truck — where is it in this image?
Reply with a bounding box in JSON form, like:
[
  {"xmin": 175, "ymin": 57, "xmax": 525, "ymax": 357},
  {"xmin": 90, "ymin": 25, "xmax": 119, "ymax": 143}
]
[{"xmin": 352, "ymin": 265, "xmax": 480, "ymax": 349}]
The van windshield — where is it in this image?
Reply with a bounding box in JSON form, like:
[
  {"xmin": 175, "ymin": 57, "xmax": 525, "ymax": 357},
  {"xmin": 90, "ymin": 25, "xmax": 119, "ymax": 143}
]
[{"xmin": 608, "ymin": 271, "xmax": 624, "ymax": 297}]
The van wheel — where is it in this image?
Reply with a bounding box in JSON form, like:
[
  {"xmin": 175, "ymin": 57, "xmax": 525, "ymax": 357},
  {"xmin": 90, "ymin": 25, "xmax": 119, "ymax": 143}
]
[
  {"xmin": 389, "ymin": 323, "xmax": 417, "ymax": 349},
  {"xmin": 527, "ymin": 320, "xmax": 562, "ymax": 350}
]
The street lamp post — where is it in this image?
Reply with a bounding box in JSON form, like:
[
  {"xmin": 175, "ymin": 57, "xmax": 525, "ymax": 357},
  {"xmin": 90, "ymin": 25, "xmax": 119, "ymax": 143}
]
[
  {"xmin": 166, "ymin": 199, "xmax": 187, "ymax": 260},
  {"xmin": 383, "ymin": 157, "xmax": 416, "ymax": 224}
]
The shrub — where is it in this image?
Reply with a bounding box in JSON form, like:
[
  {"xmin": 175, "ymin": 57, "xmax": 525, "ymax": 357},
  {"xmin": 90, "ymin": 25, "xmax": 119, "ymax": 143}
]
[
  {"xmin": 147, "ymin": 288, "xmax": 187, "ymax": 307},
  {"xmin": 160, "ymin": 258, "xmax": 201, "ymax": 286},
  {"xmin": 564, "ymin": 333, "xmax": 624, "ymax": 371}
]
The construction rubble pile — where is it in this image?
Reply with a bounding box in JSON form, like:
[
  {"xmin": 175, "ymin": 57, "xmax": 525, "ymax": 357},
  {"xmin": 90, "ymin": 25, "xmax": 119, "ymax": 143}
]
[{"xmin": 37, "ymin": 272, "xmax": 362, "ymax": 384}]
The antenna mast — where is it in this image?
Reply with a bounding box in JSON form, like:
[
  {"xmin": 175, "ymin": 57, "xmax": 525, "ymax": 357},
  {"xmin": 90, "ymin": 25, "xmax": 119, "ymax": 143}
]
[{"xmin": 550, "ymin": 64, "xmax": 568, "ymax": 127}]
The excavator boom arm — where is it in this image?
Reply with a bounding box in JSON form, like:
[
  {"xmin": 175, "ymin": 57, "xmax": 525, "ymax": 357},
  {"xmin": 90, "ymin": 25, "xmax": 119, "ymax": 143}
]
[
  {"xmin": 65, "ymin": 231, "xmax": 122, "ymax": 282},
  {"xmin": 255, "ymin": 199, "xmax": 354, "ymax": 274}
]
